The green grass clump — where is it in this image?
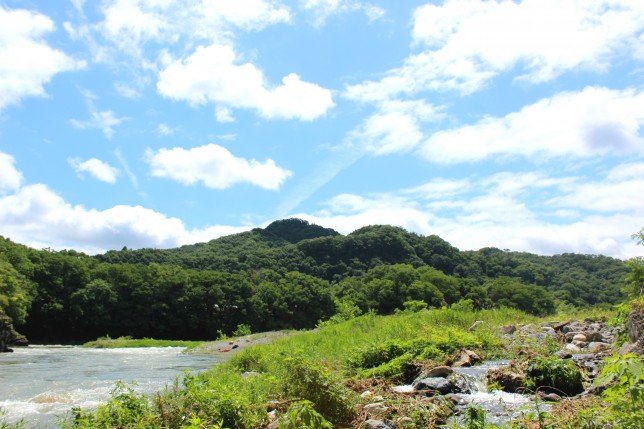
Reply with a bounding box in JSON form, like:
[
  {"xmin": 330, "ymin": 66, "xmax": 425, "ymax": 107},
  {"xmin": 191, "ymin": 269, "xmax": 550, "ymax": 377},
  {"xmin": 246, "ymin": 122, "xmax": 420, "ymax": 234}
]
[{"xmin": 83, "ymin": 336, "xmax": 204, "ymax": 350}]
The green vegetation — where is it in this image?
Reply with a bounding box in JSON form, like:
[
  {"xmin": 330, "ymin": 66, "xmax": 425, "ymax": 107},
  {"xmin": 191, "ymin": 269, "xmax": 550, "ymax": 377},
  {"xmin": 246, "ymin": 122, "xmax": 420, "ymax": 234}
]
[
  {"xmin": 525, "ymin": 356, "xmax": 584, "ymax": 396},
  {"xmin": 0, "ymin": 219, "xmax": 632, "ymax": 344},
  {"xmin": 64, "ymin": 306, "xmax": 534, "ymax": 428},
  {"xmin": 83, "ymin": 336, "xmax": 204, "ymax": 349}
]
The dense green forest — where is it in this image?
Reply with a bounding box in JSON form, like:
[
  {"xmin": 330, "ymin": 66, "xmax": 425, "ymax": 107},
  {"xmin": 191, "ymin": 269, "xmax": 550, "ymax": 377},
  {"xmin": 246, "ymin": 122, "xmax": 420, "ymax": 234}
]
[{"xmin": 0, "ymin": 218, "xmax": 630, "ymax": 342}]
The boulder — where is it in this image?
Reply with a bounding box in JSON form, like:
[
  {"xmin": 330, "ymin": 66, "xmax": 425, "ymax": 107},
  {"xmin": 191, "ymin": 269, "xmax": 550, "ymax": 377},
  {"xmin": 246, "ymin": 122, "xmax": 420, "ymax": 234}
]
[
  {"xmin": 628, "ymin": 308, "xmax": 644, "ymax": 342},
  {"xmin": 0, "ymin": 309, "xmax": 28, "ymax": 353},
  {"xmin": 565, "ymin": 343, "xmax": 581, "ymax": 353},
  {"xmin": 487, "ymin": 367, "xmax": 526, "ymax": 393},
  {"xmin": 413, "ymin": 377, "xmax": 453, "ymax": 394},
  {"xmin": 363, "ymin": 403, "xmax": 389, "ymax": 416},
  {"xmin": 626, "ymin": 305, "xmax": 644, "ymax": 356},
  {"xmin": 554, "ymin": 350, "xmax": 572, "ymax": 359},
  {"xmin": 562, "ymin": 321, "xmax": 585, "ymax": 334},
  {"xmin": 585, "ymin": 331, "xmax": 604, "ymax": 342},
  {"xmin": 500, "ymin": 324, "xmax": 517, "ymax": 335},
  {"xmin": 541, "ymin": 393, "xmax": 563, "ymax": 402},
  {"xmin": 587, "ymin": 342, "xmax": 611, "ymax": 354},
  {"xmin": 451, "ymin": 349, "xmax": 481, "ymax": 367},
  {"xmin": 572, "ymin": 333, "xmax": 587, "ymax": 342},
  {"xmin": 541, "ymin": 327, "xmax": 558, "ymax": 339},
  {"xmin": 425, "ymin": 366, "xmax": 453, "ymax": 378}
]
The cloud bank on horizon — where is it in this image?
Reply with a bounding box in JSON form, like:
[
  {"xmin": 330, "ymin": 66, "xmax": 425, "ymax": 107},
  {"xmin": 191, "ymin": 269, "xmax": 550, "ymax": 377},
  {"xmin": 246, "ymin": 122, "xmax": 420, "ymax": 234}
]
[{"xmin": 0, "ymin": 0, "xmax": 642, "ymax": 258}]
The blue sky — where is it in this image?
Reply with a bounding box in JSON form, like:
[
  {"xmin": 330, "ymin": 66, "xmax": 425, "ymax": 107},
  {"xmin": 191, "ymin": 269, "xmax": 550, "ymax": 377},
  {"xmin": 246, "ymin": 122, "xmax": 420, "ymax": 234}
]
[{"xmin": 0, "ymin": 0, "xmax": 643, "ymax": 258}]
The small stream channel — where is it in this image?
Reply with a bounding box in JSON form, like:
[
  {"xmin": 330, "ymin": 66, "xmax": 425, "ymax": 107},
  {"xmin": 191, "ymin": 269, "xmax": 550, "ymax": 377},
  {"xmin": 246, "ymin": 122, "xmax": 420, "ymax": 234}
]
[{"xmin": 448, "ymin": 361, "xmax": 549, "ymax": 426}]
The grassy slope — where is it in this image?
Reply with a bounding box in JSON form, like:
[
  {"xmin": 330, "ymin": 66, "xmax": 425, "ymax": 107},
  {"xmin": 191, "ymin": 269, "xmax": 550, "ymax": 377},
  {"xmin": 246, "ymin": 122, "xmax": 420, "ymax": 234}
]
[{"xmin": 68, "ymin": 306, "xmax": 571, "ymax": 428}]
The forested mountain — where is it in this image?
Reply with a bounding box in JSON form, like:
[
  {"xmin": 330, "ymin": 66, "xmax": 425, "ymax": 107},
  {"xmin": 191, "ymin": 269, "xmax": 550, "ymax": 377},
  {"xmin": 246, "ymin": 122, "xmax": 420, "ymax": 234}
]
[{"xmin": 0, "ymin": 218, "xmax": 630, "ymax": 342}]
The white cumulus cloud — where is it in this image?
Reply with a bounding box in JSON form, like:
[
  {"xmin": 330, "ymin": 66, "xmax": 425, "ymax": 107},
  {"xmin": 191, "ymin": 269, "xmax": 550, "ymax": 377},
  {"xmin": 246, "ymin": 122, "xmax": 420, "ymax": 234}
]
[
  {"xmin": 418, "ymin": 86, "xmax": 644, "ymax": 163},
  {"xmin": 0, "ymin": 183, "xmax": 251, "ymax": 254},
  {"xmin": 69, "ymin": 158, "xmax": 120, "ymax": 184},
  {"xmin": 0, "ymin": 152, "xmax": 23, "ymax": 193},
  {"xmin": 0, "ymin": 6, "xmax": 83, "ymax": 111},
  {"xmin": 157, "ymin": 44, "xmax": 334, "ymax": 120},
  {"xmin": 146, "ymin": 143, "xmax": 292, "ymax": 190},
  {"xmin": 292, "ymin": 163, "xmax": 643, "ymax": 259},
  {"xmin": 97, "ymin": 0, "xmax": 291, "ymax": 54},
  {"xmin": 346, "ymin": 0, "xmax": 644, "ymax": 101}
]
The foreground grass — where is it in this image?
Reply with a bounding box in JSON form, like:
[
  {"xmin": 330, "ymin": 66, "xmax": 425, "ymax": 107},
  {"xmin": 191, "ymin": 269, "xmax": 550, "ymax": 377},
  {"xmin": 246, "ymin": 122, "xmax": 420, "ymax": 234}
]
[
  {"xmin": 83, "ymin": 336, "xmax": 204, "ymax": 350},
  {"xmin": 65, "ymin": 305, "xmax": 621, "ymax": 429}
]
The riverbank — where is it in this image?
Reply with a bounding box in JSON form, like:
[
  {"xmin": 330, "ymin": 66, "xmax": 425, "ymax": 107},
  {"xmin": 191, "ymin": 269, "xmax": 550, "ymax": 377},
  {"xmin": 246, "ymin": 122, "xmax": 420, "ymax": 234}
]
[{"xmin": 38, "ymin": 302, "xmax": 644, "ymax": 428}]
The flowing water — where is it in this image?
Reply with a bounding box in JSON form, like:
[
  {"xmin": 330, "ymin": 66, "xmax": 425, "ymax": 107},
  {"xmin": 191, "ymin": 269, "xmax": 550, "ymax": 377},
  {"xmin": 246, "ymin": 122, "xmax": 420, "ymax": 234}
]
[
  {"xmin": 450, "ymin": 361, "xmax": 550, "ymax": 426},
  {"xmin": 0, "ymin": 346, "xmax": 218, "ymax": 428}
]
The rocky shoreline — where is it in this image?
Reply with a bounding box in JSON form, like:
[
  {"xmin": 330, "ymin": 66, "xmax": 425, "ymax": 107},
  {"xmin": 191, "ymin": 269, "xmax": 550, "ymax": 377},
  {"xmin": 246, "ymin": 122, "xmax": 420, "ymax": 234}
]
[
  {"xmin": 0, "ymin": 309, "xmax": 28, "ymax": 353},
  {"xmin": 354, "ymin": 306, "xmax": 644, "ymax": 429}
]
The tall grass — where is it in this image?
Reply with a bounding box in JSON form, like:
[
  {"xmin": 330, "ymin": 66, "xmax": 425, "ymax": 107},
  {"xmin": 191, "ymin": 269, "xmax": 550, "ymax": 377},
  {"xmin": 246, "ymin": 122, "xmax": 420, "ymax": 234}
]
[{"xmin": 67, "ymin": 305, "xmax": 612, "ymax": 428}]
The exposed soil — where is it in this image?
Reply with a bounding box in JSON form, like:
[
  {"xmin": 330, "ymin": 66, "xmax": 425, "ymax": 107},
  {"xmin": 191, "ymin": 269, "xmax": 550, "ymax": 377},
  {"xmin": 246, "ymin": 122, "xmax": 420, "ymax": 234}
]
[{"xmin": 187, "ymin": 331, "xmax": 290, "ymax": 359}]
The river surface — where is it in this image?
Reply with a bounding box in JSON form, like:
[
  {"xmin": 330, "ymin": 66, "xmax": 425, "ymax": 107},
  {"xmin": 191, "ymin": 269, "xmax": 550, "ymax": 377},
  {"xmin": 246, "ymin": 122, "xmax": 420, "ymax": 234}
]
[{"xmin": 0, "ymin": 346, "xmax": 218, "ymax": 428}]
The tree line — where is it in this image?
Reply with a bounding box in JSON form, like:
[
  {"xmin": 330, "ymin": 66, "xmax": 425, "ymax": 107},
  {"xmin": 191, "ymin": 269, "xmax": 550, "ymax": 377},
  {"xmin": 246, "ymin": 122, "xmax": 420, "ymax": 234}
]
[{"xmin": 0, "ymin": 219, "xmax": 630, "ymax": 342}]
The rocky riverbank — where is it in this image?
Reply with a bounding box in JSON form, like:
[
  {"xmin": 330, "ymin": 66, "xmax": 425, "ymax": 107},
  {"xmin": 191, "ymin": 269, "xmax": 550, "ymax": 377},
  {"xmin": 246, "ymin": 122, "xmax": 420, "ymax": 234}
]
[{"xmin": 0, "ymin": 309, "xmax": 28, "ymax": 353}]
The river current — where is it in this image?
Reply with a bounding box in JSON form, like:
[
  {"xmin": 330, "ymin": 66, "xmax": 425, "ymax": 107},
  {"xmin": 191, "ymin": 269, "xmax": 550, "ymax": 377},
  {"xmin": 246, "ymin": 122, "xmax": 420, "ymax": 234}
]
[{"xmin": 0, "ymin": 346, "xmax": 218, "ymax": 428}]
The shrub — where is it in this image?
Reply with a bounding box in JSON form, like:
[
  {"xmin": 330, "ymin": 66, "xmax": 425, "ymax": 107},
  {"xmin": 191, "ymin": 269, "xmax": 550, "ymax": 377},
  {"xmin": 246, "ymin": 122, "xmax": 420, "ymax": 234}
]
[
  {"xmin": 525, "ymin": 356, "xmax": 584, "ymax": 396},
  {"xmin": 595, "ymin": 353, "xmax": 644, "ymax": 429},
  {"xmin": 279, "ymin": 354, "xmax": 356, "ymax": 424}
]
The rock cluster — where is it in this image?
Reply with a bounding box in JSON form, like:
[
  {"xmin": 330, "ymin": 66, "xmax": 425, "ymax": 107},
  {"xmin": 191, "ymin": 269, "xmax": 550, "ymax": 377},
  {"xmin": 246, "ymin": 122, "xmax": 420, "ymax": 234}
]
[
  {"xmin": 621, "ymin": 304, "xmax": 644, "ymax": 356},
  {"xmin": 557, "ymin": 319, "xmax": 616, "ymax": 354},
  {"xmin": 0, "ymin": 309, "xmax": 28, "ymax": 353}
]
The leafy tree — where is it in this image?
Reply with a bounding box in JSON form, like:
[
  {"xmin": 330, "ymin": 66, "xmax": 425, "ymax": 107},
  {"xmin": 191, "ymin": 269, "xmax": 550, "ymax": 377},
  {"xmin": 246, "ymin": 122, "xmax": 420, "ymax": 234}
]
[
  {"xmin": 486, "ymin": 276, "xmax": 555, "ymax": 316},
  {"xmin": 625, "ymin": 228, "xmax": 644, "ymax": 298}
]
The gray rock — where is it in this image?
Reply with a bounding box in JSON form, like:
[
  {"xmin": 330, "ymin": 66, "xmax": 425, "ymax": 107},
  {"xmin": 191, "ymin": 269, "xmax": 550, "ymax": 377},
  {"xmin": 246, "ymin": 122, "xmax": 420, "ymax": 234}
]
[
  {"xmin": 365, "ymin": 419, "xmax": 392, "ymax": 429},
  {"xmin": 572, "ymin": 333, "xmax": 587, "ymax": 342},
  {"xmin": 426, "ymin": 366, "xmax": 453, "ymax": 378},
  {"xmin": 413, "ymin": 377, "xmax": 453, "ymax": 394},
  {"xmin": 542, "ymin": 326, "xmax": 558, "ymax": 339},
  {"xmin": 554, "ymin": 350, "xmax": 572, "ymax": 359},
  {"xmin": 364, "ymin": 403, "xmax": 388, "ymax": 416},
  {"xmin": 587, "ymin": 342, "xmax": 611, "ymax": 354},
  {"xmin": 500, "ymin": 324, "xmax": 517, "ymax": 335},
  {"xmin": 451, "ymin": 349, "xmax": 481, "ymax": 367},
  {"xmin": 562, "ymin": 321, "xmax": 585, "ymax": 334},
  {"xmin": 585, "ymin": 331, "xmax": 604, "ymax": 342},
  {"xmin": 542, "ymin": 393, "xmax": 562, "ymax": 402},
  {"xmin": 565, "ymin": 343, "xmax": 581, "ymax": 353}
]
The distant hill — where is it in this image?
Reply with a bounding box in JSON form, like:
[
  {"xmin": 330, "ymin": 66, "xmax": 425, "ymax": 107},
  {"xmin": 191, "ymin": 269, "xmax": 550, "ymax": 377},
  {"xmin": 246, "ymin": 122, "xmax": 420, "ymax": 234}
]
[{"xmin": 0, "ymin": 218, "xmax": 631, "ymax": 342}]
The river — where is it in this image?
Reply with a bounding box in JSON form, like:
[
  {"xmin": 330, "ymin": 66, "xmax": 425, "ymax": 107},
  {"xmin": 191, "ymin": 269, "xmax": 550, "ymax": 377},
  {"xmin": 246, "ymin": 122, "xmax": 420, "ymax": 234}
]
[{"xmin": 0, "ymin": 346, "xmax": 218, "ymax": 428}]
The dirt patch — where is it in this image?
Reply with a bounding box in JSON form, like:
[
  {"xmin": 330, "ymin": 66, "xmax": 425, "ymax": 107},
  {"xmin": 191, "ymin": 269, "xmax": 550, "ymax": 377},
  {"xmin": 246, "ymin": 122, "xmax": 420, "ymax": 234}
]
[{"xmin": 187, "ymin": 331, "xmax": 290, "ymax": 359}]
